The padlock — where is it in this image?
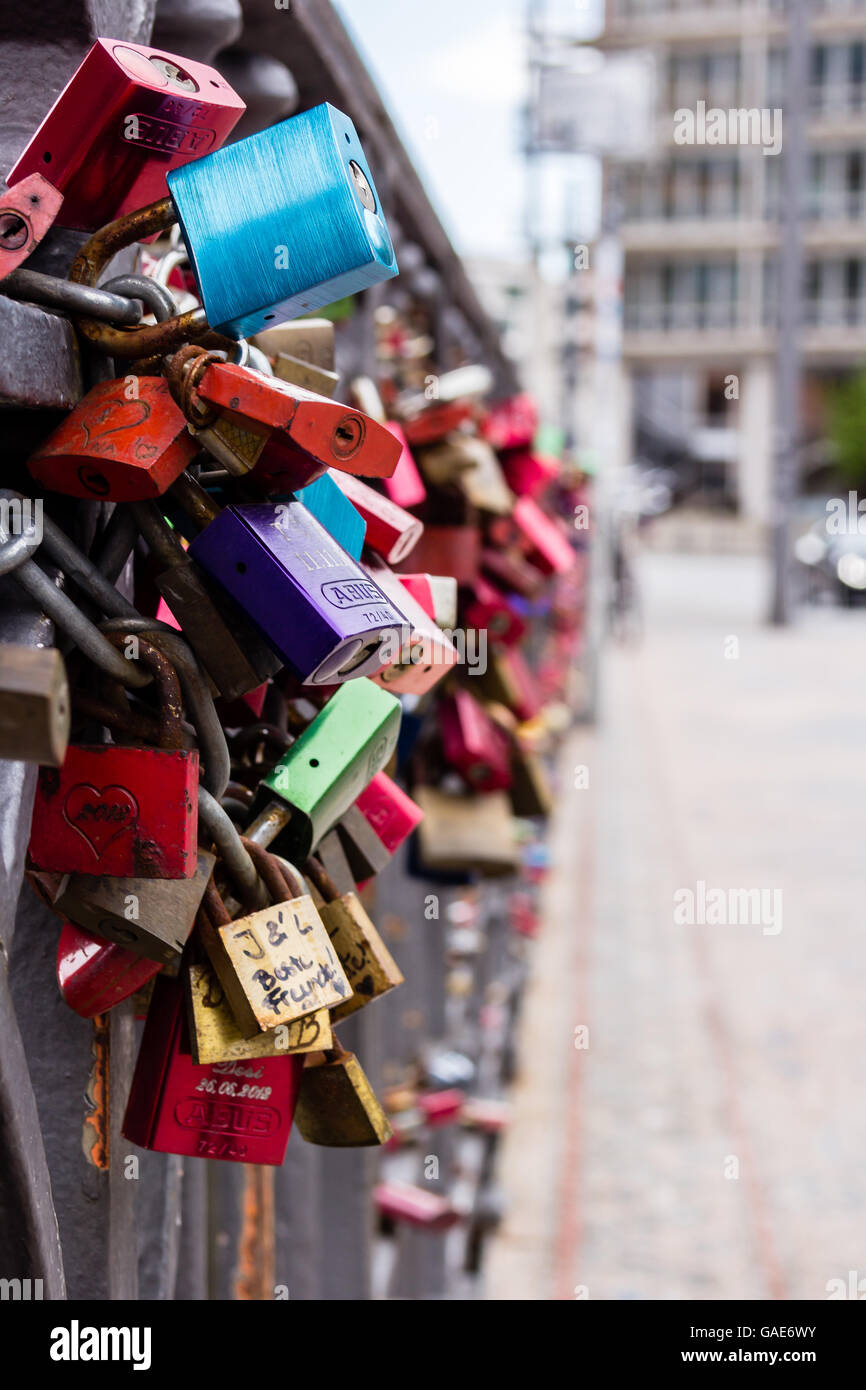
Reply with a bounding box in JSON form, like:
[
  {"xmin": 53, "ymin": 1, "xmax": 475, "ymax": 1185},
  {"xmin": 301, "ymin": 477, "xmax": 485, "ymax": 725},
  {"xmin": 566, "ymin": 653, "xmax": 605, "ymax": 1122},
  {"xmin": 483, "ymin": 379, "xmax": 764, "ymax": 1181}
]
[
  {"xmin": 0, "ymin": 174, "xmax": 64, "ymax": 280},
  {"xmin": 8, "ymin": 38, "xmax": 245, "ymax": 231},
  {"xmin": 349, "ymin": 375, "xmax": 386, "ymax": 422},
  {"xmin": 166, "ymin": 347, "xmax": 402, "ymax": 492},
  {"xmin": 57, "ymin": 921, "xmax": 162, "ymax": 1019},
  {"xmin": 481, "ymin": 394, "xmax": 538, "ymax": 452},
  {"xmin": 295, "ymin": 473, "xmax": 366, "ymax": 560},
  {"xmin": 512, "ymin": 496, "xmax": 575, "ymax": 576},
  {"xmin": 476, "ymin": 648, "xmax": 543, "ymax": 722},
  {"xmin": 252, "ymin": 319, "xmax": 336, "ymax": 370},
  {"xmin": 400, "ymin": 523, "xmax": 481, "ymax": 585},
  {"xmin": 166, "ymin": 102, "xmax": 398, "ymax": 338},
  {"xmin": 380, "ymin": 422, "xmax": 426, "ymax": 509},
  {"xmin": 452, "ymin": 437, "xmax": 514, "ymax": 515},
  {"xmin": 246, "ymin": 677, "xmax": 401, "ymax": 861},
  {"xmin": 274, "ymin": 353, "xmax": 340, "ymax": 398},
  {"xmin": 27, "ymin": 377, "xmax": 198, "ymax": 501},
  {"xmin": 415, "ymin": 436, "xmax": 478, "ymax": 489},
  {"xmin": 354, "ymin": 772, "xmax": 424, "ymax": 858},
  {"xmin": 385, "ymin": 1088, "xmax": 464, "ymax": 1146},
  {"xmin": 196, "ymin": 841, "xmax": 352, "ymax": 1036},
  {"xmin": 500, "ymin": 449, "xmax": 559, "ymax": 499},
  {"xmin": 396, "ymin": 573, "xmax": 458, "ymax": 630},
  {"xmin": 365, "ymin": 556, "xmax": 458, "ymax": 695},
  {"xmin": 29, "ymin": 638, "xmax": 198, "ymax": 878},
  {"xmin": 332, "ymin": 803, "xmax": 393, "ymax": 883},
  {"xmin": 463, "ymin": 576, "xmax": 526, "ymax": 649},
  {"xmin": 481, "ymin": 546, "xmax": 545, "ymax": 599},
  {"xmin": 0, "ymin": 645, "xmax": 69, "ymax": 765},
  {"xmin": 132, "ymin": 500, "xmax": 282, "ymax": 702},
  {"xmin": 47, "ymin": 850, "xmax": 216, "ymax": 964},
  {"xmin": 402, "ymin": 400, "xmax": 477, "ymax": 447},
  {"xmin": 330, "ymin": 471, "xmax": 423, "ymax": 564},
  {"xmin": 508, "ymin": 739, "xmax": 553, "ymax": 818},
  {"xmin": 122, "ymin": 973, "xmax": 304, "ymax": 1164},
  {"xmin": 413, "ymin": 786, "xmax": 519, "ymax": 876},
  {"xmin": 293, "ymin": 1038, "xmax": 393, "ymax": 1147},
  {"xmin": 374, "ymin": 1182, "xmax": 461, "ymax": 1232},
  {"xmin": 185, "ymin": 959, "xmax": 332, "ymax": 1065},
  {"xmin": 187, "ymin": 496, "xmax": 409, "ymax": 685},
  {"xmin": 303, "ymin": 857, "xmax": 402, "ymax": 1021},
  {"xmin": 439, "ymin": 689, "xmax": 513, "ymax": 793}
]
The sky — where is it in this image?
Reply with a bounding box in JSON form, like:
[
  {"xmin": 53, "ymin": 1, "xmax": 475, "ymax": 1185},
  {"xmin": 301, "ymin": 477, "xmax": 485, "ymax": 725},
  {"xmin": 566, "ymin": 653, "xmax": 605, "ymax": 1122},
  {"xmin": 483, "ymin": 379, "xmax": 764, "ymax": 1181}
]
[{"xmin": 336, "ymin": 0, "xmax": 604, "ymax": 265}]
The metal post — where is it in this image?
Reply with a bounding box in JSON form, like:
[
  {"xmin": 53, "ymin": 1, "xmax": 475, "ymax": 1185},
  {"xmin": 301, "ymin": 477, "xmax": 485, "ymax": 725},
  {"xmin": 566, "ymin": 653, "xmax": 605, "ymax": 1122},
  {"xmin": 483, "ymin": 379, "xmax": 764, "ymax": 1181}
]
[{"xmin": 770, "ymin": 0, "xmax": 807, "ymax": 625}]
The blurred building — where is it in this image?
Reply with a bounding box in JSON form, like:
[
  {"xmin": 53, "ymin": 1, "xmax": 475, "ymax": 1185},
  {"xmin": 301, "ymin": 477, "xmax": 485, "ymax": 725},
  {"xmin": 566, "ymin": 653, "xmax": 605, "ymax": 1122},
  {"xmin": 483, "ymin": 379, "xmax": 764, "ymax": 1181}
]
[{"xmin": 600, "ymin": 0, "xmax": 866, "ymax": 520}]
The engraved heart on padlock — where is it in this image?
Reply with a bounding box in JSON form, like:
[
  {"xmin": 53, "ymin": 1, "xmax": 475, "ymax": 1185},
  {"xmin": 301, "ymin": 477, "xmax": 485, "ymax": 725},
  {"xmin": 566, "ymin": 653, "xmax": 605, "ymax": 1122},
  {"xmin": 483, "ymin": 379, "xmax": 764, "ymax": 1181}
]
[
  {"xmin": 63, "ymin": 783, "xmax": 140, "ymax": 858},
  {"xmin": 80, "ymin": 397, "xmax": 152, "ymax": 450}
]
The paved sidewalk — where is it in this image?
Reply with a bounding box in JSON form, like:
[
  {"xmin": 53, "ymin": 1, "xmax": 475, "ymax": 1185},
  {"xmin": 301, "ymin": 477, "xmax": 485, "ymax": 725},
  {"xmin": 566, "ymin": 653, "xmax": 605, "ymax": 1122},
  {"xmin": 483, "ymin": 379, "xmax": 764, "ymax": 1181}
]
[{"xmin": 487, "ymin": 551, "xmax": 866, "ymax": 1301}]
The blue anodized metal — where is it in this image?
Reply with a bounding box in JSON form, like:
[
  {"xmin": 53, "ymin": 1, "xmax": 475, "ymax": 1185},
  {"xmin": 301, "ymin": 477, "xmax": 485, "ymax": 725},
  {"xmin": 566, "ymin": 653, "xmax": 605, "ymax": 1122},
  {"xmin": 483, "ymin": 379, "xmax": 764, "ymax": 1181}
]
[
  {"xmin": 167, "ymin": 102, "xmax": 399, "ymax": 338},
  {"xmin": 294, "ymin": 473, "xmax": 366, "ymax": 560},
  {"xmin": 188, "ymin": 499, "xmax": 408, "ymax": 685}
]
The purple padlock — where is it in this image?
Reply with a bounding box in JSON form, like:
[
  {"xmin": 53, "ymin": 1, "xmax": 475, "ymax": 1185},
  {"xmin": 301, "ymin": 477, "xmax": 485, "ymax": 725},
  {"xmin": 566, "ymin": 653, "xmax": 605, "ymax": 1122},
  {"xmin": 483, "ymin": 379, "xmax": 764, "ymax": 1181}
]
[{"xmin": 189, "ymin": 499, "xmax": 409, "ymax": 684}]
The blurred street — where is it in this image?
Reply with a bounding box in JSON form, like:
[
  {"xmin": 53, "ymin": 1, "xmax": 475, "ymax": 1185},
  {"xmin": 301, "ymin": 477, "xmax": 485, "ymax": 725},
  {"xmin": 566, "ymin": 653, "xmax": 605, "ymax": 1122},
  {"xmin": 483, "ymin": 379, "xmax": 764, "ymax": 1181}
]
[{"xmin": 487, "ymin": 543, "xmax": 866, "ymax": 1301}]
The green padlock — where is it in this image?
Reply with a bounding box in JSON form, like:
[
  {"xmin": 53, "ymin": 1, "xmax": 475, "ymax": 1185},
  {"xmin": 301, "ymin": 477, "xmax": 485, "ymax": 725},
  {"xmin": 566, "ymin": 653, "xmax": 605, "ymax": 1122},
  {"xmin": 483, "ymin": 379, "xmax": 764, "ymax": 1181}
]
[{"xmin": 244, "ymin": 678, "xmax": 401, "ymax": 861}]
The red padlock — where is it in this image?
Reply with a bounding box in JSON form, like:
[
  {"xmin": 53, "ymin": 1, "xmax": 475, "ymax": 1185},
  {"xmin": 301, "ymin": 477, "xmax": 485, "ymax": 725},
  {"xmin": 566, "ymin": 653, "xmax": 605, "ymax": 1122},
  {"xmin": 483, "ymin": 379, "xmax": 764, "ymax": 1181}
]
[
  {"xmin": 401, "ymin": 400, "xmax": 477, "ymax": 446},
  {"xmin": 331, "ymin": 471, "xmax": 423, "ymax": 564},
  {"xmin": 374, "ymin": 1181, "xmax": 461, "ymax": 1232},
  {"xmin": 122, "ymin": 973, "xmax": 304, "ymax": 1164},
  {"xmin": 366, "ymin": 558, "xmax": 458, "ymax": 696},
  {"xmin": 27, "ymin": 377, "xmax": 198, "ymax": 501},
  {"xmin": 439, "ymin": 689, "xmax": 513, "ymax": 793},
  {"xmin": 8, "ymin": 38, "xmax": 245, "ymax": 231},
  {"xmin": 481, "ymin": 393, "xmax": 537, "ymax": 452},
  {"xmin": 399, "ymin": 524, "xmax": 481, "ymax": 585},
  {"xmin": 28, "ymin": 640, "xmax": 198, "ymax": 879},
  {"xmin": 381, "ymin": 422, "xmax": 426, "ymax": 509},
  {"xmin": 512, "ymin": 496, "xmax": 575, "ymax": 576},
  {"xmin": 481, "ymin": 547, "xmax": 545, "ymax": 599},
  {"xmin": 57, "ymin": 921, "xmax": 162, "ymax": 1018},
  {"xmin": 463, "ymin": 576, "xmax": 526, "ymax": 649},
  {"xmin": 355, "ymin": 772, "xmax": 424, "ymax": 856},
  {"xmin": 500, "ymin": 448, "xmax": 559, "ymax": 499}
]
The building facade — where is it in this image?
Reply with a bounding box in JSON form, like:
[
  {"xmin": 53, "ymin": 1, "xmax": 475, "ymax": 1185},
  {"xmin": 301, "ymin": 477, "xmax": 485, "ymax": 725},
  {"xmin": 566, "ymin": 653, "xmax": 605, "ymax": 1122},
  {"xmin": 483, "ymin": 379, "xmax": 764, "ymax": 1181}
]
[{"xmin": 600, "ymin": 0, "xmax": 866, "ymax": 519}]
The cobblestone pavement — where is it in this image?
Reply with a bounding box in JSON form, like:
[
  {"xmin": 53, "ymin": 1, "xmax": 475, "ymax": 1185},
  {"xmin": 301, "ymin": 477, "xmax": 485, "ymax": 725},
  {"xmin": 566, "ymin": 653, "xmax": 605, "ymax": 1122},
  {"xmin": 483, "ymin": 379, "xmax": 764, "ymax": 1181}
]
[{"xmin": 486, "ymin": 550, "xmax": 866, "ymax": 1301}]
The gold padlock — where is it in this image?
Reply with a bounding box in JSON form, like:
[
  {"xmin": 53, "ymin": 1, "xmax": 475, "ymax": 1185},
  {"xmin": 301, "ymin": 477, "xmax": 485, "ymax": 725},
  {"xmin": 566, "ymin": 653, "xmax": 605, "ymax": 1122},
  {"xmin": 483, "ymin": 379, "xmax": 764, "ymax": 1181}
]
[
  {"xmin": 196, "ymin": 841, "xmax": 352, "ymax": 1037},
  {"xmin": 293, "ymin": 1038, "xmax": 393, "ymax": 1147},
  {"xmin": 413, "ymin": 786, "xmax": 520, "ymax": 876},
  {"xmin": 185, "ymin": 959, "xmax": 332, "ymax": 1065},
  {"xmin": 304, "ymin": 857, "xmax": 403, "ymax": 1022}
]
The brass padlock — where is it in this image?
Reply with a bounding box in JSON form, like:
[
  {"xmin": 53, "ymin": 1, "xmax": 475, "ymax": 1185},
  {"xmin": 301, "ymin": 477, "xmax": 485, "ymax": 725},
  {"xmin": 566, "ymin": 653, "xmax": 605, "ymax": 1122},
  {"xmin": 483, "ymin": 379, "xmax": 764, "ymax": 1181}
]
[
  {"xmin": 304, "ymin": 857, "xmax": 403, "ymax": 1022},
  {"xmin": 293, "ymin": 1037, "xmax": 393, "ymax": 1147},
  {"xmin": 196, "ymin": 839, "xmax": 352, "ymax": 1036},
  {"xmin": 508, "ymin": 739, "xmax": 553, "ymax": 819},
  {"xmin": 0, "ymin": 644, "xmax": 69, "ymax": 766},
  {"xmin": 185, "ymin": 959, "xmax": 332, "ymax": 1065},
  {"xmin": 48, "ymin": 850, "xmax": 216, "ymax": 964},
  {"xmin": 413, "ymin": 786, "xmax": 519, "ymax": 876}
]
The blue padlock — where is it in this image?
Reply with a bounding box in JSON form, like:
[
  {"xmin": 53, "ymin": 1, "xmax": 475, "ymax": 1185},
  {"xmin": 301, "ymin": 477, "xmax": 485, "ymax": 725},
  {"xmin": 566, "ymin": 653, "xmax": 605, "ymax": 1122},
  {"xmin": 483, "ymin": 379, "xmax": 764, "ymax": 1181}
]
[
  {"xmin": 295, "ymin": 474, "xmax": 366, "ymax": 560},
  {"xmin": 166, "ymin": 102, "xmax": 398, "ymax": 338}
]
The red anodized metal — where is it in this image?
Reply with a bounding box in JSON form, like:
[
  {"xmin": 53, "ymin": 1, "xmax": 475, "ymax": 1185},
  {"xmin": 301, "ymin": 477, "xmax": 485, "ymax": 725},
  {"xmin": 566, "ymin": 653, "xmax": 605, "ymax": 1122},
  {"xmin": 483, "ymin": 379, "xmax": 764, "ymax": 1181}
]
[
  {"xmin": 512, "ymin": 496, "xmax": 576, "ymax": 576},
  {"xmin": 29, "ymin": 744, "xmax": 199, "ymax": 879},
  {"xmin": 331, "ymin": 470, "xmax": 423, "ymax": 564},
  {"xmin": 439, "ymin": 689, "xmax": 513, "ymax": 793},
  {"xmin": 194, "ymin": 362, "xmax": 402, "ymax": 491},
  {"xmin": 57, "ymin": 921, "xmax": 162, "ymax": 1019},
  {"xmin": 8, "ymin": 38, "xmax": 246, "ymax": 231},
  {"xmin": 122, "ymin": 974, "xmax": 303, "ymax": 1165},
  {"xmin": 355, "ymin": 772, "xmax": 424, "ymax": 855},
  {"xmin": 0, "ymin": 174, "xmax": 64, "ymax": 280},
  {"xmin": 401, "ymin": 400, "xmax": 477, "ymax": 446},
  {"xmin": 481, "ymin": 393, "xmax": 538, "ymax": 452},
  {"xmin": 27, "ymin": 377, "xmax": 198, "ymax": 501},
  {"xmin": 380, "ymin": 422, "xmax": 426, "ymax": 508},
  {"xmin": 500, "ymin": 448, "xmax": 559, "ymax": 499}
]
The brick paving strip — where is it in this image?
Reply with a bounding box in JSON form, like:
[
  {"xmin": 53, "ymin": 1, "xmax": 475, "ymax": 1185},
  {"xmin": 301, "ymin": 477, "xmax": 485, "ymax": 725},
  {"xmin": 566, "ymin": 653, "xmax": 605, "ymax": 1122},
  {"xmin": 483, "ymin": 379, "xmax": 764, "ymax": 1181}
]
[{"xmin": 486, "ymin": 551, "xmax": 866, "ymax": 1301}]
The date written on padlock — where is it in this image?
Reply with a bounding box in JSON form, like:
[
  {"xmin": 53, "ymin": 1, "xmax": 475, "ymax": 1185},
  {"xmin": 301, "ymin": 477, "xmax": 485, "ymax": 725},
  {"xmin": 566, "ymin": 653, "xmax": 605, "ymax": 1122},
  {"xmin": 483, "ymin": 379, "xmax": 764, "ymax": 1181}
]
[
  {"xmin": 28, "ymin": 377, "xmax": 198, "ymax": 501},
  {"xmin": 186, "ymin": 961, "xmax": 332, "ymax": 1065}
]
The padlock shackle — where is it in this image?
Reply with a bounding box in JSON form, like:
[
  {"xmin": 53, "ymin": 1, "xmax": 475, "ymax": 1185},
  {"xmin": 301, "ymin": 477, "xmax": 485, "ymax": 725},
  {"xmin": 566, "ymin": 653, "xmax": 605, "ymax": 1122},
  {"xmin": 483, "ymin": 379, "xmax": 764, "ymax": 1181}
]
[
  {"xmin": 103, "ymin": 634, "xmax": 184, "ymax": 749},
  {"xmin": 128, "ymin": 501, "xmax": 187, "ymax": 572},
  {"xmin": 240, "ymin": 836, "xmax": 304, "ymax": 905},
  {"xmin": 303, "ymin": 855, "xmax": 339, "ymax": 906},
  {"xmin": 68, "ymin": 196, "xmax": 209, "ymax": 358},
  {"xmin": 197, "ymin": 788, "xmax": 267, "ymax": 911},
  {"xmin": 169, "ymin": 471, "xmax": 222, "ymax": 531}
]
